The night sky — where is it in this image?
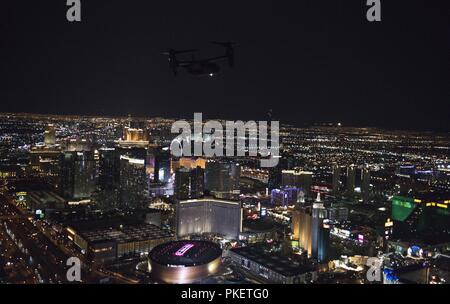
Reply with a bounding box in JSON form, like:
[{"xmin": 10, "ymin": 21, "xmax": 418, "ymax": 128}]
[{"xmin": 1, "ymin": 1, "xmax": 449, "ymax": 131}]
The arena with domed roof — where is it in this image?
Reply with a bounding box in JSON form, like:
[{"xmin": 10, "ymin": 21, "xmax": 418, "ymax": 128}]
[{"xmin": 149, "ymin": 240, "xmax": 222, "ymax": 284}]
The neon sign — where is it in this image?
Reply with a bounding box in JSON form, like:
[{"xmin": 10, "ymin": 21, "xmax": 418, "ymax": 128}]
[{"xmin": 174, "ymin": 243, "xmax": 195, "ymax": 256}]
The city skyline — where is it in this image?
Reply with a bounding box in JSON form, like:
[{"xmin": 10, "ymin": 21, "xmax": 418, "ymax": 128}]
[
  {"xmin": 1, "ymin": 110, "xmax": 449, "ymax": 285},
  {"xmin": 1, "ymin": 111, "xmax": 449, "ymax": 134},
  {"xmin": 1, "ymin": 0, "xmax": 449, "ymax": 290}
]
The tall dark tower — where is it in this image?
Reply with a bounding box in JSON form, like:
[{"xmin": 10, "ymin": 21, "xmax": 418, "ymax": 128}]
[
  {"xmin": 94, "ymin": 147, "xmax": 120, "ymax": 211},
  {"xmin": 127, "ymin": 114, "xmax": 132, "ymax": 127},
  {"xmin": 98, "ymin": 148, "xmax": 119, "ymax": 190},
  {"xmin": 119, "ymin": 154, "xmax": 148, "ymax": 209},
  {"xmin": 361, "ymin": 167, "xmax": 371, "ymax": 203},
  {"xmin": 332, "ymin": 164, "xmax": 341, "ymax": 195},
  {"xmin": 205, "ymin": 159, "xmax": 240, "ymax": 199},
  {"xmin": 153, "ymin": 147, "xmax": 171, "ymax": 183},
  {"xmin": 266, "ymin": 108, "xmax": 283, "ymax": 190},
  {"xmin": 346, "ymin": 165, "xmax": 356, "ymax": 198},
  {"xmin": 60, "ymin": 150, "xmax": 97, "ymax": 200},
  {"xmin": 268, "ymin": 165, "xmax": 282, "ymax": 190},
  {"xmin": 175, "ymin": 167, "xmax": 204, "ymax": 200}
]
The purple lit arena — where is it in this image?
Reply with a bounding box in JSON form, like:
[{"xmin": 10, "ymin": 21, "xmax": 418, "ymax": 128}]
[{"xmin": 149, "ymin": 240, "xmax": 222, "ymax": 284}]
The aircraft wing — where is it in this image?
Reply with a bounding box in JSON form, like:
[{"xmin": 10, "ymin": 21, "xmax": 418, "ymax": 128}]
[{"xmin": 203, "ymin": 55, "xmax": 228, "ymax": 62}]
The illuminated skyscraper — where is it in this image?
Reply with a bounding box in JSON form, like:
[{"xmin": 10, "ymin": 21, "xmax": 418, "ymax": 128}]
[
  {"xmin": 95, "ymin": 147, "xmax": 120, "ymax": 211},
  {"xmin": 311, "ymin": 203, "xmax": 330, "ymax": 263},
  {"xmin": 98, "ymin": 148, "xmax": 119, "ymax": 190},
  {"xmin": 172, "ymin": 157, "xmax": 206, "ymax": 170},
  {"xmin": 292, "ymin": 204, "xmax": 330, "ymax": 263},
  {"xmin": 294, "ymin": 207, "xmax": 312, "ymax": 255},
  {"xmin": 175, "ymin": 167, "xmax": 204, "ymax": 200},
  {"xmin": 361, "ymin": 167, "xmax": 371, "ymax": 203},
  {"xmin": 176, "ymin": 198, "xmax": 242, "ymax": 239},
  {"xmin": 175, "ymin": 168, "xmax": 190, "ymax": 200},
  {"xmin": 119, "ymin": 154, "xmax": 148, "ymax": 209},
  {"xmin": 205, "ymin": 159, "xmax": 240, "ymax": 198},
  {"xmin": 153, "ymin": 147, "xmax": 171, "ymax": 183},
  {"xmin": 116, "ymin": 138, "xmax": 149, "ymax": 209},
  {"xmin": 123, "ymin": 127, "xmax": 147, "ymax": 142},
  {"xmin": 346, "ymin": 165, "xmax": 356, "ymax": 198},
  {"xmin": 44, "ymin": 124, "xmax": 56, "ymax": 146},
  {"xmin": 29, "ymin": 146, "xmax": 61, "ymax": 186},
  {"xmin": 96, "ymin": 143, "xmax": 149, "ymax": 210},
  {"xmin": 60, "ymin": 150, "xmax": 97, "ymax": 200},
  {"xmin": 122, "ymin": 116, "xmax": 149, "ymax": 143},
  {"xmin": 332, "ymin": 164, "xmax": 341, "ymax": 194}
]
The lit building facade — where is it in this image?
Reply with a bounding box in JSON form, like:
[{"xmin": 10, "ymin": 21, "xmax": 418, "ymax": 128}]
[
  {"xmin": 391, "ymin": 195, "xmax": 450, "ymax": 238},
  {"xmin": 44, "ymin": 124, "xmax": 56, "ymax": 146},
  {"xmin": 292, "ymin": 204, "xmax": 330, "ymax": 263},
  {"xmin": 361, "ymin": 167, "xmax": 371, "ymax": 203},
  {"xmin": 205, "ymin": 159, "xmax": 240, "ymax": 198},
  {"xmin": 228, "ymin": 247, "xmax": 317, "ymax": 284},
  {"xmin": 175, "ymin": 167, "xmax": 204, "ymax": 200},
  {"xmin": 29, "ymin": 147, "xmax": 61, "ymax": 185},
  {"xmin": 332, "ymin": 164, "xmax": 341, "ymax": 194},
  {"xmin": 152, "ymin": 147, "xmax": 171, "ymax": 183},
  {"xmin": 95, "ymin": 147, "xmax": 120, "ymax": 211},
  {"xmin": 346, "ymin": 165, "xmax": 356, "ymax": 197},
  {"xmin": 311, "ymin": 203, "xmax": 330, "ymax": 263},
  {"xmin": 60, "ymin": 150, "xmax": 97, "ymax": 200},
  {"xmin": 176, "ymin": 198, "xmax": 242, "ymax": 239},
  {"xmin": 119, "ymin": 154, "xmax": 148, "ymax": 209},
  {"xmin": 67, "ymin": 222, "xmax": 174, "ymax": 264},
  {"xmin": 172, "ymin": 157, "xmax": 206, "ymax": 170},
  {"xmin": 271, "ymin": 187, "xmax": 299, "ymax": 207},
  {"xmin": 282, "ymin": 169, "xmax": 312, "ymax": 197}
]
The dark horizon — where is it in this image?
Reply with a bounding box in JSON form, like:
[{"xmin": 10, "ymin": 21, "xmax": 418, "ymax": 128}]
[
  {"xmin": 1, "ymin": 0, "xmax": 449, "ymax": 131},
  {"xmin": 2, "ymin": 110, "xmax": 450, "ymax": 135}
]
